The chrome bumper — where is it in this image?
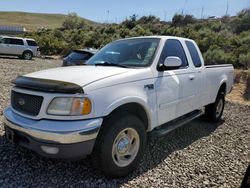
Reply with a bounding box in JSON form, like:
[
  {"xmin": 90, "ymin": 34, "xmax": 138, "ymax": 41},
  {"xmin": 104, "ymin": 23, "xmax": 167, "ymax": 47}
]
[{"xmin": 3, "ymin": 107, "xmax": 103, "ymax": 144}]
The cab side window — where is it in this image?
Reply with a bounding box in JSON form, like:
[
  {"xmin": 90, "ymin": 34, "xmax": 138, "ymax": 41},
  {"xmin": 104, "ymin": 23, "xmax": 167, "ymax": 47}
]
[
  {"xmin": 159, "ymin": 39, "xmax": 188, "ymax": 69},
  {"xmin": 185, "ymin": 41, "xmax": 202, "ymax": 67}
]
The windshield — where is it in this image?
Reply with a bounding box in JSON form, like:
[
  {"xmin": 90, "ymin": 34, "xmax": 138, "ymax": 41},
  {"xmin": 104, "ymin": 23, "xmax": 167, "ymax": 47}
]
[{"xmin": 86, "ymin": 38, "xmax": 160, "ymax": 67}]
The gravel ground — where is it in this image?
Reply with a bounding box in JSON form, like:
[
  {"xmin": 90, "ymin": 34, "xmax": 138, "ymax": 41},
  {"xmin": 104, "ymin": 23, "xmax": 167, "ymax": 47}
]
[{"xmin": 0, "ymin": 57, "xmax": 249, "ymax": 187}]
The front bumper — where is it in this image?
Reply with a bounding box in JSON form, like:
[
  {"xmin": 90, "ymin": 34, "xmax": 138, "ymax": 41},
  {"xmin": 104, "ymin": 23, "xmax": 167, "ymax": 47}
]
[{"xmin": 3, "ymin": 107, "xmax": 103, "ymax": 159}]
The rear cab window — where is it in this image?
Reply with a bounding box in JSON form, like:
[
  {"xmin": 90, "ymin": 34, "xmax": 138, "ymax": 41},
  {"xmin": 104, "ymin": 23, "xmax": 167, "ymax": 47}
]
[
  {"xmin": 159, "ymin": 39, "xmax": 188, "ymax": 69},
  {"xmin": 26, "ymin": 40, "xmax": 38, "ymax": 46},
  {"xmin": 185, "ymin": 41, "xmax": 202, "ymax": 67}
]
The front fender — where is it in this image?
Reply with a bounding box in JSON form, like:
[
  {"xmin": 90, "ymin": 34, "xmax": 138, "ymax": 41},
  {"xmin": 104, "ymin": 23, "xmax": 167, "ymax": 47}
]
[
  {"xmin": 102, "ymin": 96, "xmax": 149, "ymax": 116},
  {"xmin": 101, "ymin": 96, "xmax": 155, "ymax": 131}
]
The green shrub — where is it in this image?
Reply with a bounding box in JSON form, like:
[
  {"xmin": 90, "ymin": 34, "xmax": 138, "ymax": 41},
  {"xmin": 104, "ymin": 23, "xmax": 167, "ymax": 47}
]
[
  {"xmin": 203, "ymin": 48, "xmax": 236, "ymax": 65},
  {"xmin": 239, "ymin": 52, "xmax": 250, "ymax": 69},
  {"xmin": 21, "ymin": 9, "xmax": 249, "ymax": 69}
]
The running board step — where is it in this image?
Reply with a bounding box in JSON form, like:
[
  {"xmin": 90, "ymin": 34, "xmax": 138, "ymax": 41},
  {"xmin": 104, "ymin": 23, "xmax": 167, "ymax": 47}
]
[{"xmin": 150, "ymin": 110, "xmax": 203, "ymax": 137}]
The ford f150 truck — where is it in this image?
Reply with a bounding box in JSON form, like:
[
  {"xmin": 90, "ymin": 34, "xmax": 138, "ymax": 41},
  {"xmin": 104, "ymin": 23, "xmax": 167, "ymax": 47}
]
[{"xmin": 3, "ymin": 36, "xmax": 234, "ymax": 177}]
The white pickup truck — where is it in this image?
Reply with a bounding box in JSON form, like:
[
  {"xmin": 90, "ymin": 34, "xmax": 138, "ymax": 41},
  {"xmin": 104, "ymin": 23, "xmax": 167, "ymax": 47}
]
[{"xmin": 3, "ymin": 36, "xmax": 234, "ymax": 177}]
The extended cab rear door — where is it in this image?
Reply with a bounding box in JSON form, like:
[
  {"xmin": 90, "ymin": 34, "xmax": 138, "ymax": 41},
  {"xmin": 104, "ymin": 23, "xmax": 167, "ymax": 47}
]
[
  {"xmin": 184, "ymin": 40, "xmax": 204, "ymax": 110},
  {"xmin": 154, "ymin": 39, "xmax": 197, "ymax": 125}
]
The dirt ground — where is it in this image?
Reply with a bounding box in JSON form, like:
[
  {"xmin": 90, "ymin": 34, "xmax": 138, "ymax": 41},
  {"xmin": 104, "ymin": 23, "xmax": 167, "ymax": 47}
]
[
  {"xmin": 226, "ymin": 69, "xmax": 250, "ymax": 106},
  {"xmin": 0, "ymin": 57, "xmax": 249, "ymax": 187}
]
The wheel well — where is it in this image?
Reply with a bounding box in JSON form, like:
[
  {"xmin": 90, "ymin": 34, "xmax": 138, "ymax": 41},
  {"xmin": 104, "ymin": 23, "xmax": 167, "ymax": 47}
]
[
  {"xmin": 107, "ymin": 103, "xmax": 149, "ymax": 130},
  {"xmin": 218, "ymin": 83, "xmax": 226, "ymax": 95},
  {"xmin": 22, "ymin": 50, "xmax": 33, "ymax": 56}
]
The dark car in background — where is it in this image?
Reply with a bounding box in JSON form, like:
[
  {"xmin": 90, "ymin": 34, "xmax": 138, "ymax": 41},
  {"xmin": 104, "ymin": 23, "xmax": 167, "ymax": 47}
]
[{"xmin": 62, "ymin": 48, "xmax": 97, "ymax": 66}]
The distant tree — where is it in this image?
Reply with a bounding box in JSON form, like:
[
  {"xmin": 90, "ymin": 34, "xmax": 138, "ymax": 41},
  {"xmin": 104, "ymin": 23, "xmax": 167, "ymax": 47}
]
[
  {"xmin": 183, "ymin": 15, "xmax": 196, "ymax": 25},
  {"xmin": 221, "ymin": 15, "xmax": 230, "ymax": 23},
  {"xmin": 62, "ymin": 12, "xmax": 87, "ymax": 30},
  {"xmin": 121, "ymin": 14, "xmax": 139, "ymax": 29},
  {"xmin": 137, "ymin": 15, "xmax": 160, "ymax": 24},
  {"xmin": 172, "ymin": 14, "xmax": 185, "ymax": 26},
  {"xmin": 172, "ymin": 14, "xmax": 196, "ymax": 26},
  {"xmin": 130, "ymin": 14, "xmax": 138, "ymax": 22},
  {"xmin": 230, "ymin": 8, "xmax": 250, "ymax": 33}
]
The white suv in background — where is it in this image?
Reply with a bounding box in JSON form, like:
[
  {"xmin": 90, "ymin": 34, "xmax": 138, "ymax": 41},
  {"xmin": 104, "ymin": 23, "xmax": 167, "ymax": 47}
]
[{"xmin": 0, "ymin": 36, "xmax": 40, "ymax": 60}]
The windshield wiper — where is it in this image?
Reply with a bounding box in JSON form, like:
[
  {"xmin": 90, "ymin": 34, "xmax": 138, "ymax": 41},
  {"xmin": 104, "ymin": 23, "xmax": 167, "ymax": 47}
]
[{"xmin": 94, "ymin": 61, "xmax": 129, "ymax": 68}]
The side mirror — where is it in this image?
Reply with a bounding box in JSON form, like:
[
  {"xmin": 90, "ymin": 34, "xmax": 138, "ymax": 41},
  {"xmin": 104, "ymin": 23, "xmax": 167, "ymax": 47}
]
[{"xmin": 158, "ymin": 56, "xmax": 182, "ymax": 71}]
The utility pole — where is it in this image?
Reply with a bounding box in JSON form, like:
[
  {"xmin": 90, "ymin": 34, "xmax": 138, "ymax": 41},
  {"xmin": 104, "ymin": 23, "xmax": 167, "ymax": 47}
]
[
  {"xmin": 226, "ymin": 0, "xmax": 229, "ymax": 15},
  {"xmin": 182, "ymin": 0, "xmax": 188, "ymax": 15},
  {"xmin": 164, "ymin": 10, "xmax": 167, "ymax": 21},
  {"xmin": 201, "ymin": 6, "xmax": 204, "ymax": 19},
  {"xmin": 107, "ymin": 10, "xmax": 110, "ymax": 23}
]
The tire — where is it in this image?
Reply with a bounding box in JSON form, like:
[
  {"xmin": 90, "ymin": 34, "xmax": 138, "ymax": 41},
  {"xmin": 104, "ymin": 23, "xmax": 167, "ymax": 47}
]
[
  {"xmin": 204, "ymin": 92, "xmax": 225, "ymax": 122},
  {"xmin": 92, "ymin": 113, "xmax": 147, "ymax": 178},
  {"xmin": 22, "ymin": 51, "xmax": 33, "ymax": 60}
]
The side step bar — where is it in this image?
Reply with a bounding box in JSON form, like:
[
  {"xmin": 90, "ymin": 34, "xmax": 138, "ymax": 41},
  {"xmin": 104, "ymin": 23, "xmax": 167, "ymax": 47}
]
[{"xmin": 150, "ymin": 110, "xmax": 203, "ymax": 137}]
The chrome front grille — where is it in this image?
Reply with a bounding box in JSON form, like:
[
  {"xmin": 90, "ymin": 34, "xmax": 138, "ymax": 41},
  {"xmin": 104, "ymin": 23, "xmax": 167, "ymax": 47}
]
[{"xmin": 11, "ymin": 90, "xmax": 43, "ymax": 116}]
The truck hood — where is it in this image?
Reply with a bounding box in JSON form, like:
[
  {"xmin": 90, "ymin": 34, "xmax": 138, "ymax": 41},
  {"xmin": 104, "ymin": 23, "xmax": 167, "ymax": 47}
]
[{"xmin": 24, "ymin": 66, "xmax": 130, "ymax": 87}]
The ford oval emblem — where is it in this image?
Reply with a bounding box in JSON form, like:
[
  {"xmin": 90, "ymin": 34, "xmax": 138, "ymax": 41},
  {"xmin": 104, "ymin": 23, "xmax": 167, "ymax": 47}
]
[{"xmin": 18, "ymin": 98, "xmax": 25, "ymax": 106}]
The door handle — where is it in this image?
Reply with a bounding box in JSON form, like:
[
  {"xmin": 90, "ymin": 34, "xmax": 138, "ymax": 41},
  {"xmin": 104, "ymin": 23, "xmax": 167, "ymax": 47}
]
[
  {"xmin": 144, "ymin": 84, "xmax": 154, "ymax": 90},
  {"xmin": 189, "ymin": 75, "xmax": 195, "ymax": 80}
]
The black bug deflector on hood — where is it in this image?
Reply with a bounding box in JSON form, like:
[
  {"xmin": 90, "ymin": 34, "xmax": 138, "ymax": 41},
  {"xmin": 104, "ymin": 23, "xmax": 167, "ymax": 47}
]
[{"xmin": 12, "ymin": 76, "xmax": 84, "ymax": 94}]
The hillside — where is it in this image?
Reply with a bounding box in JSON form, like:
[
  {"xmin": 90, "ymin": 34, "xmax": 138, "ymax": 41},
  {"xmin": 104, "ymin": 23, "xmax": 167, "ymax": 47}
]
[{"xmin": 0, "ymin": 11, "xmax": 93, "ymax": 31}]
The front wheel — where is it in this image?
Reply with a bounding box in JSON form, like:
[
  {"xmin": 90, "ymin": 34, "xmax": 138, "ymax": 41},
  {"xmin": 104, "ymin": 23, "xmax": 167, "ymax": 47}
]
[
  {"xmin": 204, "ymin": 93, "xmax": 225, "ymax": 122},
  {"xmin": 92, "ymin": 114, "xmax": 146, "ymax": 178}
]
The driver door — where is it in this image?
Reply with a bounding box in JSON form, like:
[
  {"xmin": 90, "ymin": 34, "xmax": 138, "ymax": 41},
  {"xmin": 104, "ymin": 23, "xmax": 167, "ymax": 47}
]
[{"xmin": 155, "ymin": 39, "xmax": 196, "ymax": 125}]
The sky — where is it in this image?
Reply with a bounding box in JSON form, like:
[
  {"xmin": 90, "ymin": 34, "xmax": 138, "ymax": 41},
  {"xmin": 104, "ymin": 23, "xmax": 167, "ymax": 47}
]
[{"xmin": 0, "ymin": 0, "xmax": 249, "ymax": 23}]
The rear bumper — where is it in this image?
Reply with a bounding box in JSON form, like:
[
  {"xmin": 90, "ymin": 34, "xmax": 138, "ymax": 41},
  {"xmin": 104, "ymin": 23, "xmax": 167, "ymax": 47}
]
[
  {"xmin": 33, "ymin": 50, "xmax": 40, "ymax": 57},
  {"xmin": 3, "ymin": 107, "xmax": 103, "ymax": 159}
]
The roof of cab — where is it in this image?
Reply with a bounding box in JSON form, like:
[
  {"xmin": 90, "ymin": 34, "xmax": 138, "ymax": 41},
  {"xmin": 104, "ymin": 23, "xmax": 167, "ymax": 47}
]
[{"xmin": 117, "ymin": 35, "xmax": 195, "ymax": 43}]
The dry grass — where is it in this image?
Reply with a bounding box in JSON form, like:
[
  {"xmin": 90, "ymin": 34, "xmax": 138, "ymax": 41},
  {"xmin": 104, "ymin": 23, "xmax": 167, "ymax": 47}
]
[
  {"xmin": 226, "ymin": 69, "xmax": 250, "ymax": 105},
  {"xmin": 0, "ymin": 11, "xmax": 93, "ymax": 31}
]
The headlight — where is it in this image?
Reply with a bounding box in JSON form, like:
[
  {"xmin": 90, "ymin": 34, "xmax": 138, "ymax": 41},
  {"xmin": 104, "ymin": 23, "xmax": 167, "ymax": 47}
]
[{"xmin": 47, "ymin": 97, "xmax": 92, "ymax": 116}]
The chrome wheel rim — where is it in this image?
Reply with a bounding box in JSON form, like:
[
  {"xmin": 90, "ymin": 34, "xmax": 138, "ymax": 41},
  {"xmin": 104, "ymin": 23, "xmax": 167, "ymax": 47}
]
[
  {"xmin": 216, "ymin": 99, "xmax": 223, "ymax": 118},
  {"xmin": 112, "ymin": 128, "xmax": 140, "ymax": 167},
  {"xmin": 24, "ymin": 53, "xmax": 31, "ymax": 60}
]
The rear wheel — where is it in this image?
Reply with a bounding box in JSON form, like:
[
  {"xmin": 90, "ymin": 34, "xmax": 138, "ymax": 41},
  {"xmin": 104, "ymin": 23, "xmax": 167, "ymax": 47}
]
[
  {"xmin": 205, "ymin": 93, "xmax": 225, "ymax": 122},
  {"xmin": 22, "ymin": 51, "xmax": 33, "ymax": 60},
  {"xmin": 92, "ymin": 114, "xmax": 146, "ymax": 178}
]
